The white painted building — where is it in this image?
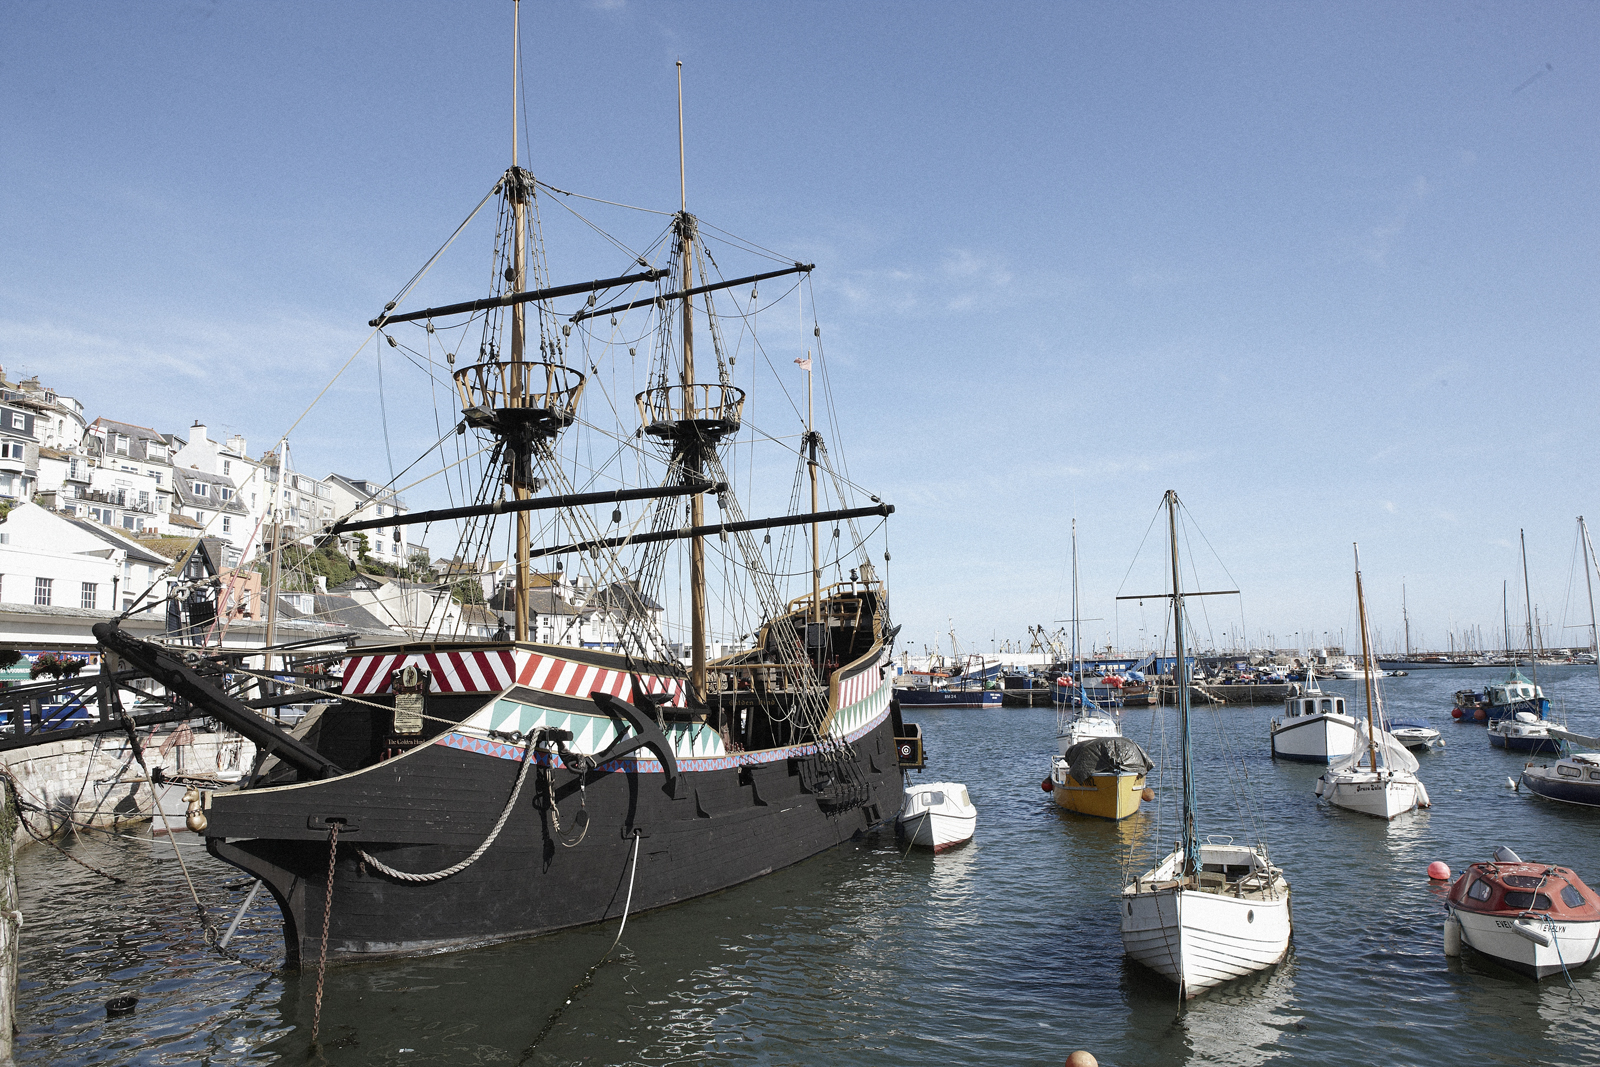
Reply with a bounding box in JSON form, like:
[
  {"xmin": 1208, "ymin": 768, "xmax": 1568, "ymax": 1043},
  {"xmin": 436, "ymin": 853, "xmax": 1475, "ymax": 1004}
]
[
  {"xmin": 0, "ymin": 502, "xmax": 125, "ymax": 614},
  {"xmin": 170, "ymin": 421, "xmax": 271, "ymax": 550},
  {"xmin": 325, "ymin": 474, "xmax": 411, "ymax": 567}
]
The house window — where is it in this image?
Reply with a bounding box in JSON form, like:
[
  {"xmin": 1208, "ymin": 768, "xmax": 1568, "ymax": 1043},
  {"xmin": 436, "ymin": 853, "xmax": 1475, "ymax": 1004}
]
[
  {"xmin": 34, "ymin": 577, "xmax": 51, "ymax": 606},
  {"xmin": 218, "ymin": 487, "xmax": 232, "ymax": 501},
  {"xmin": 122, "ymin": 515, "xmax": 136, "ymax": 530},
  {"xmin": 223, "ymin": 460, "xmax": 231, "ymax": 475},
  {"xmin": 81, "ymin": 583, "xmax": 97, "ymax": 609},
  {"xmin": 222, "ymin": 516, "xmax": 231, "ymax": 533},
  {"xmin": 151, "ymin": 472, "xmax": 162, "ymax": 486},
  {"xmin": 10, "ymin": 413, "xmax": 26, "ymax": 431},
  {"xmin": 115, "ymin": 433, "xmax": 129, "ymax": 454},
  {"xmin": 193, "ymin": 482, "xmax": 209, "ymax": 497},
  {"xmin": 0, "ymin": 441, "xmax": 24, "ymax": 459}
]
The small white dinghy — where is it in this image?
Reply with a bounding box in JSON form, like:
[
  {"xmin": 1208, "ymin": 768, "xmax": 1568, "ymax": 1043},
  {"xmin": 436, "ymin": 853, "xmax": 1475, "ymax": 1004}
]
[{"xmin": 897, "ymin": 782, "xmax": 976, "ymax": 852}]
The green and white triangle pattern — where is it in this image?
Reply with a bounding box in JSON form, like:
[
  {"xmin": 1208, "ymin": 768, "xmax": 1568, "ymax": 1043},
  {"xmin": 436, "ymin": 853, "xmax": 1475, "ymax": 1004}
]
[
  {"xmin": 464, "ymin": 697, "xmax": 728, "ymax": 759},
  {"xmin": 830, "ymin": 674, "xmax": 893, "ymax": 739}
]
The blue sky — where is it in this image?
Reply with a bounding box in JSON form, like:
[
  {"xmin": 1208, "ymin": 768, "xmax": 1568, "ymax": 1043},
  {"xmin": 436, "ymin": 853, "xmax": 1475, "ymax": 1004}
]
[{"xmin": 4, "ymin": 1, "xmax": 1597, "ymax": 656}]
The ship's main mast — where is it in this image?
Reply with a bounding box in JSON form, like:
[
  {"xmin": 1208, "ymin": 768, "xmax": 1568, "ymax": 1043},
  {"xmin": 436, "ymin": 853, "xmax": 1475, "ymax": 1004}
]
[{"xmin": 677, "ymin": 61, "xmax": 709, "ymax": 699}]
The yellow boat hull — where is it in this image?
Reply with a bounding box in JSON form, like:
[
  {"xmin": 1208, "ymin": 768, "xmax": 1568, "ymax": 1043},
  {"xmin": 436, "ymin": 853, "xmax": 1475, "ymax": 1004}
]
[{"xmin": 1053, "ymin": 771, "xmax": 1146, "ymax": 821}]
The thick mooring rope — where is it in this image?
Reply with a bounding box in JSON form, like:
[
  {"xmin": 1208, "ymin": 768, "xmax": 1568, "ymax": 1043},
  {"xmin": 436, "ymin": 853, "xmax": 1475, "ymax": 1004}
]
[{"xmin": 356, "ymin": 735, "xmax": 538, "ymax": 883}]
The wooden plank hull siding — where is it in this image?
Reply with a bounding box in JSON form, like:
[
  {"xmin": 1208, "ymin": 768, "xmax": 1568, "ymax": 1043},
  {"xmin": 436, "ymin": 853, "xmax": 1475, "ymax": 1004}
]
[{"xmin": 204, "ymin": 650, "xmax": 902, "ymax": 965}]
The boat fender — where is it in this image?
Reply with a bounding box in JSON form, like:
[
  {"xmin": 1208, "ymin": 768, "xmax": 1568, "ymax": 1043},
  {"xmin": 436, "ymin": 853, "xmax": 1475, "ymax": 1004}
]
[
  {"xmin": 1314, "ymin": 778, "xmax": 1324, "ymax": 796},
  {"xmin": 1511, "ymin": 919, "xmax": 1552, "ymax": 947},
  {"xmin": 1141, "ymin": 787, "xmax": 1155, "ymax": 802},
  {"xmin": 1443, "ymin": 913, "xmax": 1462, "ymax": 956},
  {"xmin": 1041, "ymin": 777, "xmax": 1053, "ymax": 792}
]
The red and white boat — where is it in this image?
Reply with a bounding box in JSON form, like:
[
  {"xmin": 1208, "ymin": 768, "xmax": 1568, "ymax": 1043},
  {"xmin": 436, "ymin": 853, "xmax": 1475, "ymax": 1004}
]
[{"xmin": 1445, "ymin": 846, "xmax": 1600, "ymax": 978}]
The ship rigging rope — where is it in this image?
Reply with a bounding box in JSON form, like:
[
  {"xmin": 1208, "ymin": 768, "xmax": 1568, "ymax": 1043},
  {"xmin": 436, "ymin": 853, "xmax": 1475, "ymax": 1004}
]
[{"xmin": 356, "ymin": 733, "xmax": 539, "ymax": 884}]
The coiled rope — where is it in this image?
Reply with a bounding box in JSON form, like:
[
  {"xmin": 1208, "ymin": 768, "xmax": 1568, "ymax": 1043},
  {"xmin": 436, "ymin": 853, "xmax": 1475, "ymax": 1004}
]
[{"xmin": 356, "ymin": 734, "xmax": 538, "ymax": 883}]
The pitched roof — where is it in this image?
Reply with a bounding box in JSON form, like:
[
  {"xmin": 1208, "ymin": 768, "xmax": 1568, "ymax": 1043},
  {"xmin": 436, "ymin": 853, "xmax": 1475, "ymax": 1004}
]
[
  {"xmin": 276, "ymin": 593, "xmax": 395, "ymax": 634},
  {"xmin": 64, "ymin": 519, "xmax": 170, "ymax": 566}
]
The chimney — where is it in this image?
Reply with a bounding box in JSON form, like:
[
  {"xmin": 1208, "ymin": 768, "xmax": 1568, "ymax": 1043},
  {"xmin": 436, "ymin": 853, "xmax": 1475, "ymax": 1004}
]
[
  {"xmin": 191, "ymin": 420, "xmax": 209, "ymax": 445},
  {"xmin": 227, "ymin": 433, "xmax": 247, "ymax": 456}
]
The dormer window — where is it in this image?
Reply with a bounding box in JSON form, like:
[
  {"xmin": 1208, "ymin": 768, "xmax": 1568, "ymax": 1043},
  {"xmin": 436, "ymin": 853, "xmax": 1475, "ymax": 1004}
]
[
  {"xmin": 115, "ymin": 433, "xmax": 129, "ymax": 454},
  {"xmin": 193, "ymin": 482, "xmax": 210, "ymax": 497}
]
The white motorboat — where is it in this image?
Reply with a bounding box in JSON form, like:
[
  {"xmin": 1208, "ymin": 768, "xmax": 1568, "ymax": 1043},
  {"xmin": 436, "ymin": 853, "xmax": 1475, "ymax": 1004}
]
[
  {"xmin": 1269, "ymin": 669, "xmax": 1358, "ymax": 763},
  {"xmin": 1330, "ymin": 663, "xmax": 1388, "ymax": 680},
  {"xmin": 1120, "ymin": 491, "xmax": 1291, "ymax": 999},
  {"xmin": 1386, "ymin": 720, "xmax": 1442, "ymax": 751},
  {"xmin": 1445, "ymin": 846, "xmax": 1600, "ymax": 978},
  {"xmin": 897, "ymin": 782, "xmax": 976, "ymax": 852},
  {"xmin": 1315, "ymin": 545, "xmax": 1430, "ymax": 820}
]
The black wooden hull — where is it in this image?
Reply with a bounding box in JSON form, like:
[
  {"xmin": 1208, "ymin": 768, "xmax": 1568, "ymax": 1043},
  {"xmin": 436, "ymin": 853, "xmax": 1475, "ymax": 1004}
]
[{"xmin": 206, "ymin": 712, "xmax": 905, "ymax": 964}]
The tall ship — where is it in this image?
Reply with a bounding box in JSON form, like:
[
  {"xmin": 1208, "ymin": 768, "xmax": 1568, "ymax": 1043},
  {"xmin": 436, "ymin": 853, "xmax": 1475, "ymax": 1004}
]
[{"xmin": 95, "ymin": 47, "xmax": 911, "ymax": 965}]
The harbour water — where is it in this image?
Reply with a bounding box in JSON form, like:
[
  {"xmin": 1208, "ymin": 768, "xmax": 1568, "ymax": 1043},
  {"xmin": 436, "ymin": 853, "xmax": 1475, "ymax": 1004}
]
[{"xmin": 14, "ymin": 665, "xmax": 1600, "ymax": 1065}]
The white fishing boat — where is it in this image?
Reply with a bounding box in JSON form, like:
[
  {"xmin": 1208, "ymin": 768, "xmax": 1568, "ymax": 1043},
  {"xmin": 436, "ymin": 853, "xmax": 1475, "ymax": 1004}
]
[
  {"xmin": 1268, "ymin": 668, "xmax": 1359, "ymax": 763},
  {"xmin": 1315, "ymin": 545, "xmax": 1430, "ymax": 820},
  {"xmin": 897, "ymin": 782, "xmax": 976, "ymax": 851},
  {"xmin": 1119, "ymin": 491, "xmax": 1291, "ymax": 999}
]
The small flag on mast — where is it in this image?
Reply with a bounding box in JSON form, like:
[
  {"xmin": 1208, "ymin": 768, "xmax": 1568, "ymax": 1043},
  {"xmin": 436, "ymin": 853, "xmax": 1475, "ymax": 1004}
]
[{"xmin": 794, "ymin": 356, "xmax": 811, "ymax": 370}]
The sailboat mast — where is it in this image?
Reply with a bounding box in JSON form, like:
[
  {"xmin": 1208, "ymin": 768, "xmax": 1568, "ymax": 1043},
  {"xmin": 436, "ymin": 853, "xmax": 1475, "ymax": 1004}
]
[
  {"xmin": 1354, "ymin": 544, "xmax": 1379, "ymax": 771},
  {"xmin": 1582, "ymin": 517, "xmax": 1600, "ymax": 694},
  {"xmin": 676, "ymin": 62, "xmax": 708, "ymax": 699},
  {"xmin": 1520, "ymin": 529, "xmax": 1538, "ymax": 688},
  {"xmin": 1070, "ymin": 518, "xmax": 1080, "ymax": 675},
  {"xmin": 1166, "ymin": 490, "xmax": 1198, "ymax": 876},
  {"xmin": 1402, "ymin": 582, "xmax": 1410, "ymax": 658},
  {"xmin": 1502, "ymin": 581, "xmax": 1510, "ymax": 662}
]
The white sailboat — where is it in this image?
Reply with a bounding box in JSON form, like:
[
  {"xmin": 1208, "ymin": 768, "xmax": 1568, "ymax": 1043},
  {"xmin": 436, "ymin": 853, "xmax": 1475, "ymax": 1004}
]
[
  {"xmin": 1056, "ymin": 520, "xmax": 1119, "ymax": 755},
  {"xmin": 1120, "ymin": 491, "xmax": 1292, "ymax": 999},
  {"xmin": 1316, "ymin": 544, "xmax": 1430, "ymax": 819}
]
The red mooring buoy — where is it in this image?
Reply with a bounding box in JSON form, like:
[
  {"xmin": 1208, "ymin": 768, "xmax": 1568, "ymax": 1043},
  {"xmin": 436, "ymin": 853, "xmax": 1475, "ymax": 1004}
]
[
  {"xmin": 1428, "ymin": 861, "xmax": 1451, "ymax": 881},
  {"xmin": 1042, "ymin": 777, "xmax": 1054, "ymax": 792}
]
